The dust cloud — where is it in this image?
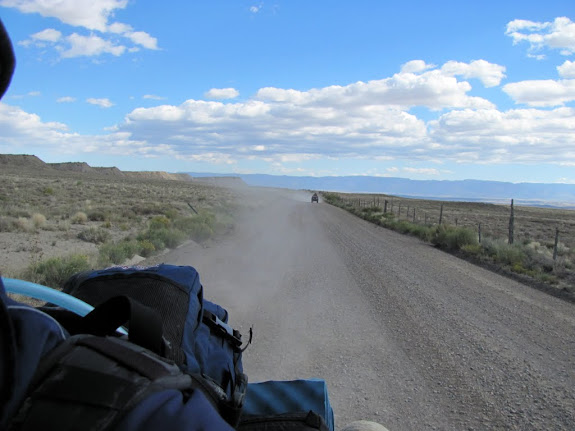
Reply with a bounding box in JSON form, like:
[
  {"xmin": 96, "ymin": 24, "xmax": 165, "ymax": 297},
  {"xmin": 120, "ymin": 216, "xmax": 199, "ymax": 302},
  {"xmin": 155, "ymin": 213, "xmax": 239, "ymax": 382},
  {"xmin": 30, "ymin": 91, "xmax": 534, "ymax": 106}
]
[{"xmin": 164, "ymin": 185, "xmax": 326, "ymax": 379}]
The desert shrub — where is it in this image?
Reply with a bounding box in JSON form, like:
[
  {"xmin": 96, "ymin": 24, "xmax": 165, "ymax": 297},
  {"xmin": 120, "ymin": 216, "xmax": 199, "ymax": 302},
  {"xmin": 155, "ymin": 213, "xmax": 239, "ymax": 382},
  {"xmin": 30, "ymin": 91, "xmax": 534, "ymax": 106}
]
[
  {"xmin": 482, "ymin": 237, "xmax": 526, "ymax": 267},
  {"xmin": 58, "ymin": 220, "xmax": 71, "ymax": 232},
  {"xmin": 15, "ymin": 217, "xmax": 34, "ymax": 232},
  {"xmin": 138, "ymin": 227, "xmax": 187, "ymax": 250},
  {"xmin": 433, "ymin": 225, "xmax": 478, "ymax": 251},
  {"xmin": 132, "ymin": 203, "xmax": 160, "ymax": 215},
  {"xmin": 42, "ymin": 187, "xmax": 54, "ymax": 195},
  {"xmin": 149, "ymin": 215, "xmax": 171, "ymax": 230},
  {"xmin": 31, "ymin": 213, "xmax": 47, "ymax": 229},
  {"xmin": 173, "ymin": 214, "xmax": 216, "ymax": 242},
  {"xmin": 162, "ymin": 208, "xmax": 180, "ymax": 220},
  {"xmin": 395, "ymin": 220, "xmax": 413, "ymax": 234},
  {"xmin": 524, "ymin": 241, "xmax": 555, "ymax": 272},
  {"xmin": 71, "ymin": 211, "xmax": 88, "ymax": 224},
  {"xmin": 87, "ymin": 209, "xmax": 110, "ymax": 221},
  {"xmin": 137, "ymin": 239, "xmax": 156, "ymax": 257},
  {"xmin": 408, "ymin": 224, "xmax": 436, "ymax": 242},
  {"xmin": 361, "ymin": 207, "xmax": 381, "ymax": 215},
  {"xmin": 6, "ymin": 209, "xmax": 30, "ymax": 218},
  {"xmin": 461, "ymin": 243, "xmax": 483, "ymax": 256},
  {"xmin": 78, "ymin": 227, "xmax": 111, "ymax": 244},
  {"xmin": 0, "ymin": 216, "xmax": 16, "ymax": 232},
  {"xmin": 21, "ymin": 254, "xmax": 91, "ymax": 289},
  {"xmin": 322, "ymin": 193, "xmax": 341, "ymax": 205},
  {"xmin": 98, "ymin": 240, "xmax": 140, "ymax": 266}
]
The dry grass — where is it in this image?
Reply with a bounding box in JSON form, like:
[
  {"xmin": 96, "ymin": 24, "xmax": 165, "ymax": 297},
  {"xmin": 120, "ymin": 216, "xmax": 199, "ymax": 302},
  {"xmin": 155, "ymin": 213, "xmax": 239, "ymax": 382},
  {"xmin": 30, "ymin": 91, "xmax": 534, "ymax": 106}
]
[
  {"xmin": 325, "ymin": 192, "xmax": 575, "ymax": 296},
  {"xmin": 0, "ymin": 168, "xmax": 238, "ymax": 279},
  {"xmin": 338, "ymin": 193, "xmax": 575, "ymax": 250}
]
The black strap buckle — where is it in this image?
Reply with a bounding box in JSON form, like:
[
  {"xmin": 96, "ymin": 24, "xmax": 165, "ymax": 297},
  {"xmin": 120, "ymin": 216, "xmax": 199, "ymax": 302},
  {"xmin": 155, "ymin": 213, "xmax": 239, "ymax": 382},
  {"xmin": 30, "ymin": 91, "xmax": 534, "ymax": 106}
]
[{"xmin": 203, "ymin": 310, "xmax": 243, "ymax": 350}]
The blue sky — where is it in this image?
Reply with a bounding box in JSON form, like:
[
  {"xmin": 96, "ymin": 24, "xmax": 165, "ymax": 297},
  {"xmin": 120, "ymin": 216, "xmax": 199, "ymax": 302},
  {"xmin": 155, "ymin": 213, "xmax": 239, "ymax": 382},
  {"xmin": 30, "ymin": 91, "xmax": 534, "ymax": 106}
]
[{"xmin": 1, "ymin": 1, "xmax": 575, "ymax": 183}]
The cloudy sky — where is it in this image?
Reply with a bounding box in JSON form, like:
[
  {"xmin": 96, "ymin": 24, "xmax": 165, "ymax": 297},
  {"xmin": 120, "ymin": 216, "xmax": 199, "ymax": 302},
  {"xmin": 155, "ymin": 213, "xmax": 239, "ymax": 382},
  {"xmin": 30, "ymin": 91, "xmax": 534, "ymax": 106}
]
[{"xmin": 1, "ymin": 1, "xmax": 575, "ymax": 183}]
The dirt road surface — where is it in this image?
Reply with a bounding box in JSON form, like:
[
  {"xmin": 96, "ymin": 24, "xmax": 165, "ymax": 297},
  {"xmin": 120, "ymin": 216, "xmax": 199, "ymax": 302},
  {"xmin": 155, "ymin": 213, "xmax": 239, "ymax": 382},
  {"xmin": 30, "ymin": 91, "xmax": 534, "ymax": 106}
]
[{"xmin": 158, "ymin": 188, "xmax": 575, "ymax": 430}]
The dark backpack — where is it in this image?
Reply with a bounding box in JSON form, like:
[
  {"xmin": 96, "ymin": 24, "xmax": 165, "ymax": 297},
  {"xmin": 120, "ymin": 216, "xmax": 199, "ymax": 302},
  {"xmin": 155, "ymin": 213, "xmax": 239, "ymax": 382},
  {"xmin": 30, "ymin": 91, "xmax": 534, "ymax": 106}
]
[
  {"xmin": 61, "ymin": 264, "xmax": 249, "ymax": 407},
  {"xmin": 62, "ymin": 264, "xmax": 249, "ymax": 419},
  {"xmin": 5, "ymin": 264, "xmax": 248, "ymax": 430}
]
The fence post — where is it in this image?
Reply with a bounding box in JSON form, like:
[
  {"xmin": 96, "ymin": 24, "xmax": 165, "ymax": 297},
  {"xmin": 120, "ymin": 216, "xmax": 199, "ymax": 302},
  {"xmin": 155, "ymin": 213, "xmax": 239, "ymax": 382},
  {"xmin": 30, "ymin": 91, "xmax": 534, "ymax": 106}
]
[
  {"xmin": 413, "ymin": 208, "xmax": 416, "ymax": 223},
  {"xmin": 478, "ymin": 223, "xmax": 482, "ymax": 244},
  {"xmin": 398, "ymin": 204, "xmax": 401, "ymax": 219},
  {"xmin": 425, "ymin": 213, "xmax": 428, "ymax": 225},
  {"xmin": 384, "ymin": 200, "xmax": 388, "ymax": 213},
  {"xmin": 553, "ymin": 227, "xmax": 560, "ymax": 261},
  {"xmin": 439, "ymin": 204, "xmax": 444, "ymax": 225},
  {"xmin": 509, "ymin": 199, "xmax": 515, "ymax": 245}
]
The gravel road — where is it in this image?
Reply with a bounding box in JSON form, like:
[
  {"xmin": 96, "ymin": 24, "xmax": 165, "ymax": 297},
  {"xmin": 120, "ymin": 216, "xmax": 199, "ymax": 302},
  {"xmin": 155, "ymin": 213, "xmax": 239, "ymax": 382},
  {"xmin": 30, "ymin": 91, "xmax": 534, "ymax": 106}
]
[{"xmin": 160, "ymin": 188, "xmax": 575, "ymax": 430}]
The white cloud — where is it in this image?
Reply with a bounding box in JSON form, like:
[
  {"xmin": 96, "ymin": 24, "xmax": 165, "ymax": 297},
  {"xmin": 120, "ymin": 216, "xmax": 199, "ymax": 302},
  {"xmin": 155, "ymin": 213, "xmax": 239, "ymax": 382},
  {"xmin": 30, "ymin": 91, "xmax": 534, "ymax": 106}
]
[
  {"xmin": 0, "ymin": 0, "xmax": 128, "ymax": 31},
  {"xmin": 558, "ymin": 60, "xmax": 575, "ymax": 78},
  {"xmin": 506, "ymin": 19, "xmax": 550, "ymax": 33},
  {"xmin": 86, "ymin": 98, "xmax": 114, "ymax": 108},
  {"xmin": 441, "ymin": 60, "xmax": 506, "ymax": 87},
  {"xmin": 9, "ymin": 91, "xmax": 40, "ymax": 99},
  {"xmin": 503, "ymin": 79, "xmax": 575, "ymax": 107},
  {"xmin": 0, "ymin": 102, "xmax": 71, "ymax": 144},
  {"xmin": 256, "ymin": 65, "xmax": 495, "ymax": 110},
  {"xmin": 205, "ymin": 88, "xmax": 240, "ymax": 100},
  {"xmin": 31, "ymin": 28, "xmax": 62, "ymax": 42},
  {"xmin": 57, "ymin": 96, "xmax": 76, "ymax": 103},
  {"xmin": 107, "ymin": 22, "xmax": 132, "ymax": 34},
  {"xmin": 123, "ymin": 31, "xmax": 158, "ymax": 50},
  {"xmin": 143, "ymin": 94, "xmax": 166, "ymax": 100},
  {"xmin": 250, "ymin": 4, "xmax": 262, "ymax": 13},
  {"xmin": 4, "ymin": 57, "xmax": 575, "ymax": 169},
  {"xmin": 429, "ymin": 107, "xmax": 575, "ymax": 163},
  {"xmin": 506, "ymin": 17, "xmax": 575, "ymax": 56},
  {"xmin": 3, "ymin": 0, "xmax": 159, "ymax": 58},
  {"xmin": 61, "ymin": 33, "xmax": 125, "ymax": 57},
  {"xmin": 400, "ymin": 60, "xmax": 435, "ymax": 74},
  {"xmin": 18, "ymin": 28, "xmax": 62, "ymax": 47}
]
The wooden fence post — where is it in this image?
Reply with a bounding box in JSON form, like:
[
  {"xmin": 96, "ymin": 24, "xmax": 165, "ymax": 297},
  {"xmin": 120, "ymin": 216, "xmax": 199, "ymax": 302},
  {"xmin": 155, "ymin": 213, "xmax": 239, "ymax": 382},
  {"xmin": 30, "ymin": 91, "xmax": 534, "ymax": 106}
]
[
  {"xmin": 553, "ymin": 227, "xmax": 560, "ymax": 261},
  {"xmin": 413, "ymin": 208, "xmax": 416, "ymax": 223},
  {"xmin": 384, "ymin": 200, "xmax": 388, "ymax": 213},
  {"xmin": 478, "ymin": 223, "xmax": 482, "ymax": 244},
  {"xmin": 439, "ymin": 204, "xmax": 444, "ymax": 225},
  {"xmin": 509, "ymin": 199, "xmax": 515, "ymax": 245}
]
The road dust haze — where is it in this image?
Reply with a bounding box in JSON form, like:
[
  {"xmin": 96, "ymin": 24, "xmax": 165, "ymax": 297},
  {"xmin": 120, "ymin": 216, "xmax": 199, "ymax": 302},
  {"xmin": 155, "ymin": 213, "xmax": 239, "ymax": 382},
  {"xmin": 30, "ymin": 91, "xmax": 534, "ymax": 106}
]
[{"xmin": 161, "ymin": 186, "xmax": 575, "ymax": 431}]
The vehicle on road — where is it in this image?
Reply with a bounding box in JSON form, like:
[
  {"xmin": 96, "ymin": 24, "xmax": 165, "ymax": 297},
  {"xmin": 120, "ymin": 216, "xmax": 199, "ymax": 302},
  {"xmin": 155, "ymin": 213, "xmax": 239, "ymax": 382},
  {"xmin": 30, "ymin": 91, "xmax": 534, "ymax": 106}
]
[{"xmin": 311, "ymin": 193, "xmax": 319, "ymax": 203}]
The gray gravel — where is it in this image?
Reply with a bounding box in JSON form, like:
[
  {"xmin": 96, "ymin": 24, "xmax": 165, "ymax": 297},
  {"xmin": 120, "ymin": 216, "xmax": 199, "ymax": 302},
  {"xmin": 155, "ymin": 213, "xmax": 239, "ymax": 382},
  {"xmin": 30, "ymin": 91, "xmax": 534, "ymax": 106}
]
[{"xmin": 161, "ymin": 189, "xmax": 575, "ymax": 430}]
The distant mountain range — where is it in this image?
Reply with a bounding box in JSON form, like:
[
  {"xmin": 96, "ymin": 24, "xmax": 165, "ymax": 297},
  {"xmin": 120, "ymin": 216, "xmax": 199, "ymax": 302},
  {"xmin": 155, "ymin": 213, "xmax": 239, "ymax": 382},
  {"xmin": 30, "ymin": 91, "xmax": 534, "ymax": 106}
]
[
  {"xmin": 187, "ymin": 173, "xmax": 575, "ymax": 207},
  {"xmin": 2, "ymin": 154, "xmax": 572, "ymax": 207}
]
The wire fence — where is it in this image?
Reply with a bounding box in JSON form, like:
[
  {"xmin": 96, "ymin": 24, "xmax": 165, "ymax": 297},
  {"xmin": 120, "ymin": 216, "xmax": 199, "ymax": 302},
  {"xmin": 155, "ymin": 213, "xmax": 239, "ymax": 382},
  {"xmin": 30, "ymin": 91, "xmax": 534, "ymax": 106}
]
[{"xmin": 339, "ymin": 195, "xmax": 575, "ymax": 258}]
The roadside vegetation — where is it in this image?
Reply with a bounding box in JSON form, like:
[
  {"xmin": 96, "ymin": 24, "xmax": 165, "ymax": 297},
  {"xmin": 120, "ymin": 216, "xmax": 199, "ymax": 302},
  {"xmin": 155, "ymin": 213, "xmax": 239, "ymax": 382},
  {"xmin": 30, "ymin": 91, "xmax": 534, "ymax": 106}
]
[
  {"xmin": 0, "ymin": 169, "xmax": 238, "ymax": 289},
  {"xmin": 322, "ymin": 192, "xmax": 575, "ymax": 297}
]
